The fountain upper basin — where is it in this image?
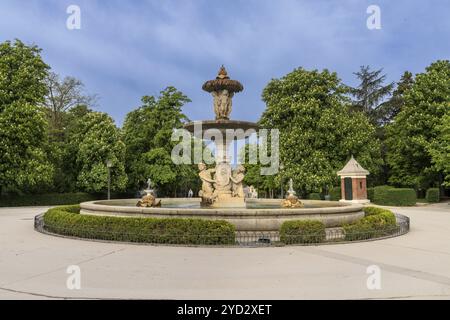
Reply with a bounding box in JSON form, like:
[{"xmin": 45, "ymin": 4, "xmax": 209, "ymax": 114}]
[
  {"xmin": 184, "ymin": 119, "xmax": 259, "ymax": 132},
  {"xmin": 80, "ymin": 198, "xmax": 364, "ymax": 232}
]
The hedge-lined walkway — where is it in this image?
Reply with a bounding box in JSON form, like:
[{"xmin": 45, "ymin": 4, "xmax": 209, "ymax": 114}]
[{"xmin": 0, "ymin": 202, "xmax": 449, "ymax": 299}]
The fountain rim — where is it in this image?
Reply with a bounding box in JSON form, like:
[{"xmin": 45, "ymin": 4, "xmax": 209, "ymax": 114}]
[
  {"xmin": 80, "ymin": 198, "xmax": 364, "ymax": 217},
  {"xmin": 184, "ymin": 120, "xmax": 259, "ymax": 133}
]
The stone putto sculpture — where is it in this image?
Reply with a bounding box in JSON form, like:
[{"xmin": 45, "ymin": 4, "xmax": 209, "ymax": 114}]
[
  {"xmin": 198, "ymin": 162, "xmax": 217, "ymax": 205},
  {"xmin": 198, "ymin": 163, "xmax": 247, "ymax": 206},
  {"xmin": 231, "ymin": 165, "xmax": 245, "ymax": 198}
]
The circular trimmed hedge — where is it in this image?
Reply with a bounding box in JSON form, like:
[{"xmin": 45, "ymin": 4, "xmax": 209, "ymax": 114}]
[
  {"xmin": 43, "ymin": 205, "xmax": 236, "ymax": 245},
  {"xmin": 343, "ymin": 207, "xmax": 398, "ymax": 241},
  {"xmin": 39, "ymin": 206, "xmax": 407, "ymax": 246},
  {"xmin": 280, "ymin": 220, "xmax": 326, "ymax": 244}
]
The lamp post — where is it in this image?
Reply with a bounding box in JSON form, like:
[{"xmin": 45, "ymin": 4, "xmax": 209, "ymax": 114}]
[
  {"xmin": 106, "ymin": 159, "xmax": 113, "ymax": 200},
  {"xmin": 280, "ymin": 163, "xmax": 285, "ymax": 199}
]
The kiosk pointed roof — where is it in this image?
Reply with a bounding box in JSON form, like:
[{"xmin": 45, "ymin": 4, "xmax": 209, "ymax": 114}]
[{"xmin": 337, "ymin": 155, "xmax": 369, "ymax": 176}]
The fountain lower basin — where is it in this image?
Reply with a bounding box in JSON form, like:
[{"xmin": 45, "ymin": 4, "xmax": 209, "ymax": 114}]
[{"xmin": 80, "ymin": 198, "xmax": 364, "ymax": 231}]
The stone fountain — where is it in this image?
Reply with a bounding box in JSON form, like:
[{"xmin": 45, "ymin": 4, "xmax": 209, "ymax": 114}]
[{"xmin": 184, "ymin": 66, "xmax": 258, "ymax": 208}]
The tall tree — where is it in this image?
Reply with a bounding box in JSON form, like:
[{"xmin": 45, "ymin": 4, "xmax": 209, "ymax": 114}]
[
  {"xmin": 386, "ymin": 60, "xmax": 450, "ymax": 190},
  {"xmin": 349, "ymin": 65, "xmax": 394, "ymax": 125},
  {"xmin": 428, "ymin": 113, "xmax": 450, "ymax": 188},
  {"xmin": 260, "ymin": 67, "xmax": 382, "ymax": 196},
  {"xmin": 0, "ymin": 102, "xmax": 54, "ymax": 193},
  {"xmin": 49, "ymin": 105, "xmax": 93, "ymax": 192},
  {"xmin": 123, "ymin": 87, "xmax": 197, "ymax": 196},
  {"xmin": 0, "ymin": 40, "xmax": 52, "ymax": 194},
  {"xmin": 70, "ymin": 112, "xmax": 127, "ymax": 193},
  {"xmin": 0, "ymin": 39, "xmax": 49, "ymax": 111},
  {"xmin": 376, "ymin": 71, "xmax": 414, "ymax": 125},
  {"xmin": 43, "ymin": 72, "xmax": 97, "ymax": 141}
]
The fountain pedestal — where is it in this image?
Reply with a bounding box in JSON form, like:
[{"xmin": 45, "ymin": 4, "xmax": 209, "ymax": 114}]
[{"xmin": 184, "ymin": 66, "xmax": 257, "ymax": 208}]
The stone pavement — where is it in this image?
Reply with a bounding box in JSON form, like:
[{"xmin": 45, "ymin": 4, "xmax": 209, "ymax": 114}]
[{"xmin": 0, "ymin": 203, "xmax": 449, "ymax": 299}]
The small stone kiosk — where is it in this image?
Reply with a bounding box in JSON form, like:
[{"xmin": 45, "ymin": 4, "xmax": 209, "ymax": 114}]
[{"xmin": 337, "ymin": 156, "xmax": 370, "ymax": 204}]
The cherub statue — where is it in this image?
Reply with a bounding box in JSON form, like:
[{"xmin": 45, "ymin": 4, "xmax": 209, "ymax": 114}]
[
  {"xmin": 198, "ymin": 162, "xmax": 216, "ymax": 202},
  {"xmin": 231, "ymin": 165, "xmax": 245, "ymax": 198}
]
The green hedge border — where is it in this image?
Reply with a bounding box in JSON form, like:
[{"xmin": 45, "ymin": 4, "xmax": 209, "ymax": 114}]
[
  {"xmin": 280, "ymin": 220, "xmax": 326, "ymax": 244},
  {"xmin": 42, "ymin": 205, "xmax": 236, "ymax": 245},
  {"xmin": 343, "ymin": 207, "xmax": 398, "ymax": 241},
  {"xmin": 38, "ymin": 206, "xmax": 407, "ymax": 246},
  {"xmin": 0, "ymin": 193, "xmax": 99, "ymax": 207},
  {"xmin": 372, "ymin": 186, "xmax": 416, "ymax": 206},
  {"xmin": 0, "ymin": 192, "xmax": 137, "ymax": 207}
]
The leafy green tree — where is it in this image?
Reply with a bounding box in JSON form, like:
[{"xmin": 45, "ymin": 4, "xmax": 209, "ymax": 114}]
[
  {"xmin": 386, "ymin": 60, "xmax": 450, "ymax": 189},
  {"xmin": 123, "ymin": 87, "xmax": 198, "ymax": 195},
  {"xmin": 0, "ymin": 40, "xmax": 49, "ymax": 111},
  {"xmin": 70, "ymin": 112, "xmax": 127, "ymax": 193},
  {"xmin": 369, "ymin": 71, "xmax": 415, "ymax": 185},
  {"xmin": 0, "ymin": 103, "xmax": 54, "ymax": 193},
  {"xmin": 428, "ymin": 113, "xmax": 450, "ymax": 187},
  {"xmin": 0, "ymin": 39, "xmax": 52, "ymax": 194},
  {"xmin": 259, "ymin": 67, "xmax": 382, "ymax": 195},
  {"xmin": 49, "ymin": 105, "xmax": 93, "ymax": 192},
  {"xmin": 348, "ymin": 66, "xmax": 394, "ymax": 125}
]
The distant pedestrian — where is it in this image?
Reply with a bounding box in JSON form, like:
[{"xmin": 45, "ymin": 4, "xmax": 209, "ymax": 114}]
[{"xmin": 188, "ymin": 189, "xmax": 194, "ymax": 198}]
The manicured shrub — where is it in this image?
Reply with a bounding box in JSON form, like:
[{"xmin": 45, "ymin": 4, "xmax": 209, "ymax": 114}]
[
  {"xmin": 329, "ymin": 187, "xmax": 341, "ymax": 201},
  {"xmin": 308, "ymin": 193, "xmax": 322, "ymax": 200},
  {"xmin": 372, "ymin": 186, "xmax": 416, "ymax": 206},
  {"xmin": 0, "ymin": 193, "xmax": 99, "ymax": 207},
  {"xmin": 344, "ymin": 207, "xmax": 398, "ymax": 241},
  {"xmin": 43, "ymin": 206, "xmax": 236, "ymax": 245},
  {"xmin": 280, "ymin": 220, "xmax": 326, "ymax": 244},
  {"xmin": 363, "ymin": 207, "xmax": 396, "ymax": 223},
  {"xmin": 426, "ymin": 188, "xmax": 440, "ymax": 203},
  {"xmin": 367, "ymin": 187, "xmax": 374, "ymax": 201}
]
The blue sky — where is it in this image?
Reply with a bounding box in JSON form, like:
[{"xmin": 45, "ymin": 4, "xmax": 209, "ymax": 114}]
[{"xmin": 1, "ymin": 0, "xmax": 449, "ymax": 126}]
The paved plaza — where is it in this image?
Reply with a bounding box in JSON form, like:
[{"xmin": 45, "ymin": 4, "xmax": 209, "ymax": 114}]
[{"xmin": 0, "ymin": 203, "xmax": 449, "ymax": 300}]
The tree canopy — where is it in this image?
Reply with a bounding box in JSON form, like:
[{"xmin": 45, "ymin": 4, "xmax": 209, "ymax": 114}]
[
  {"xmin": 122, "ymin": 87, "xmax": 198, "ymax": 196},
  {"xmin": 0, "ymin": 40, "xmax": 52, "ymax": 194},
  {"xmin": 348, "ymin": 65, "xmax": 394, "ymax": 125},
  {"xmin": 71, "ymin": 111, "xmax": 128, "ymax": 193},
  {"xmin": 376, "ymin": 71, "xmax": 414, "ymax": 125},
  {"xmin": 259, "ymin": 67, "xmax": 382, "ymax": 195},
  {"xmin": 0, "ymin": 102, "xmax": 54, "ymax": 193},
  {"xmin": 386, "ymin": 60, "xmax": 450, "ymax": 189},
  {"xmin": 0, "ymin": 39, "xmax": 49, "ymax": 111}
]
